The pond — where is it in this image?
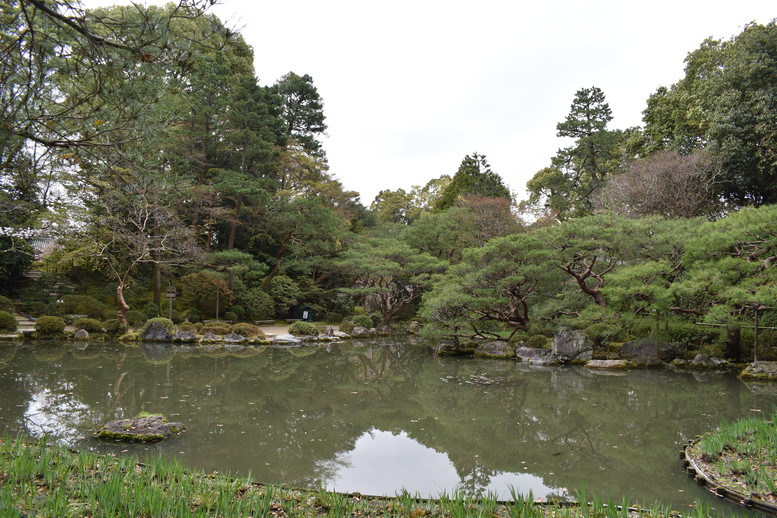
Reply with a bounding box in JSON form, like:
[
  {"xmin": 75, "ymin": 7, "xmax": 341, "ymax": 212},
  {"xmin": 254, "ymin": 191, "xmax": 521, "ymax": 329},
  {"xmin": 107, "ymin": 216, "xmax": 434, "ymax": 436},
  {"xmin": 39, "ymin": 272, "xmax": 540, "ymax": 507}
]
[{"xmin": 0, "ymin": 338, "xmax": 775, "ymax": 515}]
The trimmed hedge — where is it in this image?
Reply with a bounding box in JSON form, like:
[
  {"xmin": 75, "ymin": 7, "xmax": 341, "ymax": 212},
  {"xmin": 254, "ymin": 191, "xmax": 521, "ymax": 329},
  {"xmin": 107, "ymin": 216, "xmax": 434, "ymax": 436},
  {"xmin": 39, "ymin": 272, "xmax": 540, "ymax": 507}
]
[
  {"xmin": 0, "ymin": 310, "xmax": 17, "ymax": 333},
  {"xmin": 200, "ymin": 322, "xmax": 232, "ymax": 336},
  {"xmin": 229, "ymin": 323, "xmax": 264, "ymax": 338},
  {"xmin": 288, "ymin": 321, "xmax": 319, "ymax": 337},
  {"xmin": 35, "ymin": 316, "xmax": 66, "ymax": 336},
  {"xmin": 73, "ymin": 318, "xmax": 103, "ymax": 333}
]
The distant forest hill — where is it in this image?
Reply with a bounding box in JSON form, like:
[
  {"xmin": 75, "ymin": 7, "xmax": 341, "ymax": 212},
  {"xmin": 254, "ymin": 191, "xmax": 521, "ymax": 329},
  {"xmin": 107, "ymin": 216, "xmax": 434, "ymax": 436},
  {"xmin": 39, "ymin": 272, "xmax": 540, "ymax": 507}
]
[{"xmin": 1, "ymin": 2, "xmax": 775, "ymax": 359}]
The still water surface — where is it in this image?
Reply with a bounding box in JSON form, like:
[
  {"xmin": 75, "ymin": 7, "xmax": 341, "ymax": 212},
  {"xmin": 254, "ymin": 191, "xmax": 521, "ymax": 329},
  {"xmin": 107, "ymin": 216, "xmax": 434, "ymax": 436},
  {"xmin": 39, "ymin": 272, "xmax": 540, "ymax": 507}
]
[{"xmin": 1, "ymin": 338, "xmax": 775, "ymax": 514}]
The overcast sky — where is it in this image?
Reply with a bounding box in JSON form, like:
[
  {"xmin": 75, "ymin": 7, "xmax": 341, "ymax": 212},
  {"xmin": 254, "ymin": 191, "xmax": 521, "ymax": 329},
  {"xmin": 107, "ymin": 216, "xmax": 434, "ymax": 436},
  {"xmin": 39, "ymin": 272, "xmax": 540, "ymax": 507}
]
[{"xmin": 87, "ymin": 0, "xmax": 776, "ymax": 205}]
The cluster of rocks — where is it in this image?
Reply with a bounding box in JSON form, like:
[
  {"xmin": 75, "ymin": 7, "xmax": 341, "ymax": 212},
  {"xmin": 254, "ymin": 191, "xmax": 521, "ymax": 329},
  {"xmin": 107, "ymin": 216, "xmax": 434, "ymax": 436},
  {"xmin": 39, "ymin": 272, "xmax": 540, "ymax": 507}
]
[{"xmin": 435, "ymin": 327, "xmax": 751, "ymax": 373}]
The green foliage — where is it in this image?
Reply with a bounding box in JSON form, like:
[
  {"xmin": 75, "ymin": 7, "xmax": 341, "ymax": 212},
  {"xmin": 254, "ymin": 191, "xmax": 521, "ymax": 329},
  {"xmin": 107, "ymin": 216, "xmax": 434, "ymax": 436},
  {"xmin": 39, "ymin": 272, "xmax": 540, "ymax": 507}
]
[
  {"xmin": 223, "ymin": 311, "xmax": 237, "ymax": 322},
  {"xmin": 35, "ymin": 316, "xmax": 66, "ymax": 336},
  {"xmin": 176, "ymin": 322, "xmax": 198, "ymax": 333},
  {"xmin": 267, "ymin": 275, "xmax": 301, "ymax": 316},
  {"xmin": 526, "ymin": 86, "xmax": 623, "ymax": 220},
  {"xmin": 421, "ymin": 229, "xmax": 560, "ymax": 341},
  {"xmin": 142, "ymin": 302, "xmax": 160, "ymax": 320},
  {"xmin": 179, "ymin": 272, "xmax": 233, "ymax": 319},
  {"xmin": 102, "ymin": 319, "xmax": 127, "ymax": 336},
  {"xmin": 125, "ymin": 310, "xmax": 147, "ymax": 327},
  {"xmin": 59, "ymin": 295, "xmax": 107, "ymax": 320},
  {"xmin": 583, "ymin": 322, "xmax": 624, "ymax": 348},
  {"xmin": 0, "ymin": 311, "xmax": 17, "ymax": 333},
  {"xmin": 288, "ymin": 321, "xmax": 319, "ymax": 336},
  {"xmin": 200, "ymin": 322, "xmax": 232, "ymax": 335},
  {"xmin": 435, "ymin": 153, "xmax": 511, "ymax": 211},
  {"xmin": 229, "ymin": 323, "xmax": 264, "ymax": 338},
  {"xmin": 643, "ymin": 22, "xmax": 777, "ymax": 205},
  {"xmin": 73, "ymin": 318, "xmax": 103, "ymax": 333},
  {"xmin": 0, "ymin": 296, "xmax": 15, "ymax": 313},
  {"xmin": 142, "ymin": 318, "xmax": 175, "ymax": 335},
  {"xmin": 350, "ymin": 315, "xmax": 373, "ymax": 329},
  {"xmin": 339, "ymin": 319, "xmax": 355, "ymax": 334},
  {"xmin": 663, "ymin": 321, "xmax": 723, "ymax": 349},
  {"xmin": 337, "ymin": 233, "xmax": 448, "ymax": 327},
  {"xmin": 239, "ymin": 287, "xmax": 275, "ymax": 320}
]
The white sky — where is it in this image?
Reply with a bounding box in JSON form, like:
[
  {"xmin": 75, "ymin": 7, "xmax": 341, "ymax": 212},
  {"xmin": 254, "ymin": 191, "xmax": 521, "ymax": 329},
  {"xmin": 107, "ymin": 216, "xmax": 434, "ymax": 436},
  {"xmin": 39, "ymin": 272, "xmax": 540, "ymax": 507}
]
[{"xmin": 86, "ymin": 0, "xmax": 776, "ymax": 205}]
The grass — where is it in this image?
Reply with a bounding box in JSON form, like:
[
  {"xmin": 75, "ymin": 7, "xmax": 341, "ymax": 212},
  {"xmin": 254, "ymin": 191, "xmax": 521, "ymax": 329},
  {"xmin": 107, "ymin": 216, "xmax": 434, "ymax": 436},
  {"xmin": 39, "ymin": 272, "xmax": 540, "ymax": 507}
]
[
  {"xmin": 689, "ymin": 409, "xmax": 777, "ymax": 503},
  {"xmin": 1, "ymin": 435, "xmax": 706, "ymax": 517}
]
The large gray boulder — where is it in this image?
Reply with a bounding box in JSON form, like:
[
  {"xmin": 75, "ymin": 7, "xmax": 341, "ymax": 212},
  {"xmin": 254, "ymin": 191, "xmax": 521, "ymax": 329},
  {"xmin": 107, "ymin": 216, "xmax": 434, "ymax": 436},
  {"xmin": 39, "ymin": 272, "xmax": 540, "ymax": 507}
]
[
  {"xmin": 552, "ymin": 328, "xmax": 592, "ymax": 362},
  {"xmin": 73, "ymin": 329, "xmax": 90, "ymax": 340},
  {"xmin": 435, "ymin": 339, "xmax": 475, "ymax": 356},
  {"xmin": 475, "ymin": 341, "xmax": 515, "ymax": 359},
  {"xmin": 139, "ymin": 322, "xmax": 171, "ymax": 342},
  {"xmin": 620, "ymin": 338, "xmax": 683, "ymax": 366},
  {"xmin": 690, "ymin": 354, "xmax": 730, "ymax": 369}
]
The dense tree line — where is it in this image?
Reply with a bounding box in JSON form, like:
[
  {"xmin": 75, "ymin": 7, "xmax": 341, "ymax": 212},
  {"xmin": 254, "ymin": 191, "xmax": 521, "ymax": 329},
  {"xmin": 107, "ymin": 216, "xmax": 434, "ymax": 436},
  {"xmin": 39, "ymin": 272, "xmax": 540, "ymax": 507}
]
[{"xmin": 0, "ymin": 3, "xmax": 775, "ymax": 358}]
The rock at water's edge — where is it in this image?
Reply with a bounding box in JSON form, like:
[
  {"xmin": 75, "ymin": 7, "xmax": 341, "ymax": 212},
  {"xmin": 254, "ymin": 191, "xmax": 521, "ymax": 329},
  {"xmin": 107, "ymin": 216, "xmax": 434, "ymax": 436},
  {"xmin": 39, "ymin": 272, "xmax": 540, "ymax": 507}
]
[
  {"xmin": 739, "ymin": 361, "xmax": 777, "ymax": 380},
  {"xmin": 139, "ymin": 322, "xmax": 171, "ymax": 342},
  {"xmin": 97, "ymin": 415, "xmax": 185, "ymax": 442},
  {"xmin": 475, "ymin": 341, "xmax": 515, "ymax": 359},
  {"xmin": 552, "ymin": 328, "xmax": 592, "ymax": 362}
]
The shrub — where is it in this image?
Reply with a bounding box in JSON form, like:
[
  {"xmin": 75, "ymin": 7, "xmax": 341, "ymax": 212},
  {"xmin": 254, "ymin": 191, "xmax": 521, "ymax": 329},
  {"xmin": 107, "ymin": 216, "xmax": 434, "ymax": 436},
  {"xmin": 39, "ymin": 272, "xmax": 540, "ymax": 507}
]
[
  {"xmin": 102, "ymin": 319, "xmax": 127, "ymax": 336},
  {"xmin": 0, "ymin": 311, "xmax": 17, "ymax": 333},
  {"xmin": 59, "ymin": 295, "xmax": 107, "ymax": 319},
  {"xmin": 0, "ymin": 295, "xmax": 15, "ymax": 313},
  {"xmin": 22, "ymin": 301, "xmax": 49, "ymax": 317},
  {"xmin": 35, "ymin": 316, "xmax": 66, "ymax": 336},
  {"xmin": 230, "ymin": 305, "xmax": 246, "ymax": 320},
  {"xmin": 267, "ymin": 276, "xmax": 301, "ymax": 315},
  {"xmin": 142, "ymin": 302, "xmax": 160, "ymax": 320},
  {"xmin": 223, "ymin": 311, "xmax": 237, "ymax": 323},
  {"xmin": 142, "ymin": 317, "xmax": 175, "ymax": 335},
  {"xmin": 125, "ymin": 310, "xmax": 147, "ymax": 327},
  {"xmin": 525, "ymin": 335, "xmax": 549, "ymax": 348},
  {"xmin": 73, "ymin": 318, "xmax": 103, "ymax": 333},
  {"xmin": 240, "ymin": 288, "xmax": 275, "ymax": 320},
  {"xmin": 351, "ymin": 315, "xmax": 373, "ymax": 329},
  {"xmin": 323, "ymin": 312, "xmax": 343, "ymax": 323},
  {"xmin": 229, "ymin": 323, "xmax": 264, "ymax": 338},
  {"xmin": 368, "ymin": 312, "xmax": 382, "ymax": 328},
  {"xmin": 177, "ymin": 322, "xmax": 198, "ymax": 333},
  {"xmin": 665, "ymin": 321, "xmax": 722, "ymax": 348},
  {"xmin": 584, "ymin": 322, "xmax": 625, "ymax": 348},
  {"xmin": 339, "ymin": 318, "xmax": 355, "ymax": 334},
  {"xmin": 288, "ymin": 321, "xmax": 319, "ymax": 337},
  {"xmin": 200, "ymin": 322, "xmax": 231, "ymax": 335}
]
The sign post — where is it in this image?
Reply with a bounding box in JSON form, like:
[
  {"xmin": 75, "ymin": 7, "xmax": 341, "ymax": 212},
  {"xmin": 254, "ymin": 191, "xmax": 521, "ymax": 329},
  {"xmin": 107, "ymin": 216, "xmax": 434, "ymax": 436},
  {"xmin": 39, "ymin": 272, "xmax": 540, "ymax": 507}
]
[{"xmin": 165, "ymin": 286, "xmax": 176, "ymax": 320}]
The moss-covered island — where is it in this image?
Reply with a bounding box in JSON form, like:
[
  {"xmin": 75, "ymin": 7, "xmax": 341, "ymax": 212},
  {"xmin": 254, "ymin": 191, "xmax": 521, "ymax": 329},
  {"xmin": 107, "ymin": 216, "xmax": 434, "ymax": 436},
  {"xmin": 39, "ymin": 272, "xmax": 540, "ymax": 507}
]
[{"xmin": 684, "ymin": 411, "xmax": 777, "ymax": 513}]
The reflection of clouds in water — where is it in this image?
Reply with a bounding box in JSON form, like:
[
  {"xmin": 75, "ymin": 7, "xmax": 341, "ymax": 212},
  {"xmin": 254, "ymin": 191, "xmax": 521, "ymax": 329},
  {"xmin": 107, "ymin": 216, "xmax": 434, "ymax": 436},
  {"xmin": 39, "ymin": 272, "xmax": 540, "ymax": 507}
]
[
  {"xmin": 321, "ymin": 428, "xmax": 559, "ymax": 500},
  {"xmin": 24, "ymin": 388, "xmax": 92, "ymax": 446}
]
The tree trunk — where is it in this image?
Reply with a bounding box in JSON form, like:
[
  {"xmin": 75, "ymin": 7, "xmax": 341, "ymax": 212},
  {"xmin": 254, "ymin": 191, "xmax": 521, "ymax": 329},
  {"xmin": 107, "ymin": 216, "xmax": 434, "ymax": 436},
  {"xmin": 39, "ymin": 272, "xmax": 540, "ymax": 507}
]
[
  {"xmin": 153, "ymin": 263, "xmax": 161, "ymax": 308},
  {"xmin": 116, "ymin": 283, "xmax": 130, "ymax": 328}
]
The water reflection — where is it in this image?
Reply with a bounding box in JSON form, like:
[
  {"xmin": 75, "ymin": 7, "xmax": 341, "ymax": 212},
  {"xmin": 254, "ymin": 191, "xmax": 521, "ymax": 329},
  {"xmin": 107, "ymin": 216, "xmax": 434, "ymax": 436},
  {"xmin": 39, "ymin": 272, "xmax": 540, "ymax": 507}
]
[
  {"xmin": 322, "ymin": 428, "xmax": 560, "ymax": 499},
  {"xmin": 0, "ymin": 340, "xmax": 774, "ymax": 515}
]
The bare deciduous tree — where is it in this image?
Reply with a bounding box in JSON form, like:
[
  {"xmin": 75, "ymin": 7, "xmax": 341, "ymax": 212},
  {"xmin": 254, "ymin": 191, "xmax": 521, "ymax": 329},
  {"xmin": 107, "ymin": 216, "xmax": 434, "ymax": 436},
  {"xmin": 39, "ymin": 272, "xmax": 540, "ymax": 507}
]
[{"xmin": 599, "ymin": 150, "xmax": 724, "ymax": 219}]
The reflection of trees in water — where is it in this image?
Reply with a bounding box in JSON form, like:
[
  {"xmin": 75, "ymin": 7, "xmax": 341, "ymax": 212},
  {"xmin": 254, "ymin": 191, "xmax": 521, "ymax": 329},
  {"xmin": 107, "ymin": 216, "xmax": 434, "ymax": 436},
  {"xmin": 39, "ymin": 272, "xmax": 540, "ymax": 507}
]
[{"xmin": 1, "ymin": 341, "xmax": 776, "ymax": 503}]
